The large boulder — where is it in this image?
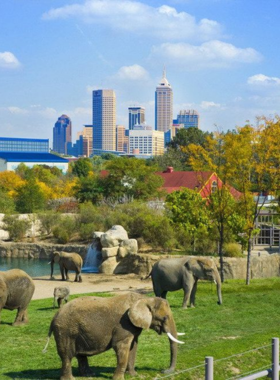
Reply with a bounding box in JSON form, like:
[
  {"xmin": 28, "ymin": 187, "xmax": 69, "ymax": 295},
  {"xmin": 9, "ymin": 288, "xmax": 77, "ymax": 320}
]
[
  {"xmin": 99, "ymin": 256, "xmax": 118, "ymax": 274},
  {"xmin": 118, "ymin": 239, "xmax": 138, "ymax": 258},
  {"xmin": 102, "ymin": 246, "xmax": 119, "ymax": 259},
  {"xmin": 100, "ymin": 225, "xmax": 129, "ymax": 248}
]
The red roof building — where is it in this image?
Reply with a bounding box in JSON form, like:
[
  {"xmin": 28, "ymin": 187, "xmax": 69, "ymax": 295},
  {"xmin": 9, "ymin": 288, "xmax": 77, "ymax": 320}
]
[{"xmin": 156, "ymin": 167, "xmax": 241, "ymax": 198}]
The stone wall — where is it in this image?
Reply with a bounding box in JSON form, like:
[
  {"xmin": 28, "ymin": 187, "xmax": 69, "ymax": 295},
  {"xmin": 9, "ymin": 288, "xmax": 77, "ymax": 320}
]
[
  {"xmin": 0, "ymin": 242, "xmax": 88, "ymax": 260},
  {"xmin": 0, "ymin": 242, "xmax": 280, "ymax": 280}
]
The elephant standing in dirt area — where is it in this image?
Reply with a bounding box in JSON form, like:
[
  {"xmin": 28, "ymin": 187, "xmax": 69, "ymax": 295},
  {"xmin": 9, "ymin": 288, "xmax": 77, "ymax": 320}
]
[
  {"xmin": 0, "ymin": 269, "xmax": 35, "ymax": 325},
  {"xmin": 49, "ymin": 251, "xmax": 83, "ymax": 282},
  {"xmin": 151, "ymin": 256, "xmax": 222, "ymax": 309},
  {"xmin": 43, "ymin": 292, "xmax": 185, "ymax": 380},
  {"xmin": 53, "ymin": 286, "xmax": 70, "ymax": 308}
]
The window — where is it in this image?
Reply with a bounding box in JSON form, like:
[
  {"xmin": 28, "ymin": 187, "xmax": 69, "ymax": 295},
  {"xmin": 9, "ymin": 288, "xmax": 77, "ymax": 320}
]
[{"xmin": 211, "ymin": 181, "xmax": 218, "ymax": 193}]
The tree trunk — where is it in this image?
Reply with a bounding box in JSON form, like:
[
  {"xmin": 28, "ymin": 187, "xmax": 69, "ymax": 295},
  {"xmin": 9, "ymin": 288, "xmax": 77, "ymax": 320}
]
[
  {"xmin": 218, "ymin": 225, "xmax": 224, "ymax": 283},
  {"xmin": 246, "ymin": 235, "xmax": 252, "ymax": 285}
]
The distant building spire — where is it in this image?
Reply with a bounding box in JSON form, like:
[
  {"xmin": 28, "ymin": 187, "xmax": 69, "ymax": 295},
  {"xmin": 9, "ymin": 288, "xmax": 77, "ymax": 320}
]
[{"xmin": 163, "ymin": 65, "xmax": 166, "ymax": 80}]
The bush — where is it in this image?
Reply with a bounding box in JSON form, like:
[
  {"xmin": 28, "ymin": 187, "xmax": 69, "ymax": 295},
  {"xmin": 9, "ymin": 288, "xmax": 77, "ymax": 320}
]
[
  {"xmin": 52, "ymin": 227, "xmax": 70, "ymax": 244},
  {"xmin": 79, "ymin": 222, "xmax": 95, "ymax": 242},
  {"xmin": 0, "ymin": 191, "xmax": 15, "ymax": 213},
  {"xmin": 223, "ymin": 242, "xmax": 243, "ymax": 257},
  {"xmin": 3, "ymin": 215, "xmax": 32, "ymax": 242},
  {"xmin": 38, "ymin": 211, "xmax": 61, "ymax": 235}
]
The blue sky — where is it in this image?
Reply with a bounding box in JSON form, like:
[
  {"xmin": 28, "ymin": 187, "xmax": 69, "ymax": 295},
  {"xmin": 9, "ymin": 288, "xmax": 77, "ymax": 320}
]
[{"xmin": 1, "ymin": 0, "xmax": 280, "ymax": 145}]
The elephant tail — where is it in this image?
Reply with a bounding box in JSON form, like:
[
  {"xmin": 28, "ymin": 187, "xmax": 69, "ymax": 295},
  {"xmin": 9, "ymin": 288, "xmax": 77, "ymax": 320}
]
[{"xmin": 42, "ymin": 321, "xmax": 54, "ymax": 354}]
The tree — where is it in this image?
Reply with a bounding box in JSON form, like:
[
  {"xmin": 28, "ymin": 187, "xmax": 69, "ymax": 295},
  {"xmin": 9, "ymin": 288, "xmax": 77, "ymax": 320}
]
[
  {"xmin": 71, "ymin": 158, "xmax": 92, "ymax": 178},
  {"xmin": 74, "ymin": 175, "xmax": 105, "ymax": 204},
  {"xmin": 0, "ymin": 190, "xmax": 15, "ymax": 213},
  {"xmin": 0, "ymin": 171, "xmax": 25, "ymax": 197},
  {"xmin": 167, "ymin": 127, "xmax": 212, "ymax": 150},
  {"xmin": 101, "ymin": 157, "xmax": 164, "ymax": 201},
  {"xmin": 165, "ymin": 188, "xmax": 210, "ymax": 251},
  {"xmin": 15, "ymin": 179, "xmax": 46, "ymax": 213}
]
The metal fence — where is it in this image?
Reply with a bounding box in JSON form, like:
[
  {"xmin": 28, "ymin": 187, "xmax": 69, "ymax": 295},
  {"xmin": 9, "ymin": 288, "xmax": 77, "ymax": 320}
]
[{"xmin": 156, "ymin": 338, "xmax": 279, "ymax": 380}]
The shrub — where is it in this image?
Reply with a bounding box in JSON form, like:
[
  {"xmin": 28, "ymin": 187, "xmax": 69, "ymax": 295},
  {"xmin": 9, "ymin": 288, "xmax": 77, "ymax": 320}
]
[
  {"xmin": 79, "ymin": 222, "xmax": 95, "ymax": 242},
  {"xmin": 0, "ymin": 191, "xmax": 15, "ymax": 213},
  {"xmin": 38, "ymin": 211, "xmax": 61, "ymax": 235},
  {"xmin": 52, "ymin": 227, "xmax": 70, "ymax": 244},
  {"xmin": 3, "ymin": 215, "xmax": 31, "ymax": 242},
  {"xmin": 223, "ymin": 242, "xmax": 243, "ymax": 257}
]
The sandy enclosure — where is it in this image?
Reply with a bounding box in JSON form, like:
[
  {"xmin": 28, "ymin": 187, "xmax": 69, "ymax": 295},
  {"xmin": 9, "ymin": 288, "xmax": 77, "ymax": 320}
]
[{"xmin": 32, "ymin": 273, "xmax": 153, "ymax": 300}]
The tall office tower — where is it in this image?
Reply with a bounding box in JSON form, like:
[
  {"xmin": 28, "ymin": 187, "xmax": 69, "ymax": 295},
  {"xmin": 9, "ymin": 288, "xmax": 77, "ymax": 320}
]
[
  {"xmin": 176, "ymin": 110, "xmax": 200, "ymax": 128},
  {"xmin": 155, "ymin": 68, "xmax": 173, "ymax": 132},
  {"xmin": 92, "ymin": 89, "xmax": 116, "ymax": 151},
  {"xmin": 116, "ymin": 125, "xmax": 128, "ymax": 153},
  {"xmin": 76, "ymin": 125, "xmax": 93, "ymax": 157},
  {"xmin": 128, "ymin": 106, "xmax": 145, "ymax": 130},
  {"xmin": 53, "ymin": 114, "xmax": 72, "ymax": 154}
]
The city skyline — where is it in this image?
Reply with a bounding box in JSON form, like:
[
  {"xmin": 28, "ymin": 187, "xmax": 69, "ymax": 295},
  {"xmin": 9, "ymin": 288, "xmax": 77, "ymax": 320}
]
[{"xmin": 1, "ymin": 0, "xmax": 280, "ymax": 145}]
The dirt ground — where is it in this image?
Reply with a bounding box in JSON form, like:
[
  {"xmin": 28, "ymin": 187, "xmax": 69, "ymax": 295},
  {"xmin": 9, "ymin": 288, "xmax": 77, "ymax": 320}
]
[{"xmin": 32, "ymin": 273, "xmax": 153, "ymax": 300}]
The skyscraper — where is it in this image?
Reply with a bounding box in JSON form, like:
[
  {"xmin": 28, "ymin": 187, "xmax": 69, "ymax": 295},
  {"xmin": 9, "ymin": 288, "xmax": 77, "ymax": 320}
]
[
  {"xmin": 155, "ymin": 68, "xmax": 173, "ymax": 132},
  {"xmin": 53, "ymin": 114, "xmax": 72, "ymax": 154},
  {"xmin": 128, "ymin": 106, "xmax": 145, "ymax": 130},
  {"xmin": 175, "ymin": 110, "xmax": 200, "ymax": 129},
  {"xmin": 92, "ymin": 89, "xmax": 116, "ymax": 151}
]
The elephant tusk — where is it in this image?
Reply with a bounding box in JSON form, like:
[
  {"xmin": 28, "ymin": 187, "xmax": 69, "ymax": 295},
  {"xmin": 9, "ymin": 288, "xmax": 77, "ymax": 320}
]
[
  {"xmin": 48, "ymin": 261, "xmax": 52, "ymax": 265},
  {"xmin": 167, "ymin": 332, "xmax": 185, "ymax": 344},
  {"xmin": 177, "ymin": 332, "xmax": 185, "ymax": 336},
  {"xmin": 213, "ymin": 279, "xmax": 217, "ymax": 284}
]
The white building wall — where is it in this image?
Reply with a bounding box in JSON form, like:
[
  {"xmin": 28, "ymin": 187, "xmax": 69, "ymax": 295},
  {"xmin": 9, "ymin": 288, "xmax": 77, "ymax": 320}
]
[
  {"xmin": 4, "ymin": 161, "xmax": 68, "ymax": 173},
  {"xmin": 128, "ymin": 130, "xmax": 164, "ymax": 156}
]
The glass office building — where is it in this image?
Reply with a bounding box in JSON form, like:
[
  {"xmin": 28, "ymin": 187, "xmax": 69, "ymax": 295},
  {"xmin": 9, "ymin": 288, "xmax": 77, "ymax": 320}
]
[
  {"xmin": 174, "ymin": 110, "xmax": 200, "ymax": 129},
  {"xmin": 0, "ymin": 137, "xmax": 49, "ymax": 153}
]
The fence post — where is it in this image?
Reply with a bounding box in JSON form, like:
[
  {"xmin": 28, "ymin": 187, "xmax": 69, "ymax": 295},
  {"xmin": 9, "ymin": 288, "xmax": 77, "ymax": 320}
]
[
  {"xmin": 205, "ymin": 356, "xmax": 213, "ymax": 380},
  {"xmin": 272, "ymin": 337, "xmax": 279, "ymax": 380}
]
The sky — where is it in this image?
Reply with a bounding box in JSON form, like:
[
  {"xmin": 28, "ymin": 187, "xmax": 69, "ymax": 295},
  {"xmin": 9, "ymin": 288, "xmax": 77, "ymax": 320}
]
[{"xmin": 1, "ymin": 0, "xmax": 280, "ymax": 146}]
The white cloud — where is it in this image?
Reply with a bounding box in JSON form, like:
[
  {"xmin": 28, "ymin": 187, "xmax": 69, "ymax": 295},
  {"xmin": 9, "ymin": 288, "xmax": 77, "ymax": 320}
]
[
  {"xmin": 247, "ymin": 74, "xmax": 280, "ymax": 86},
  {"xmin": 42, "ymin": 0, "xmax": 222, "ymax": 41},
  {"xmin": 150, "ymin": 40, "xmax": 262, "ymax": 68},
  {"xmin": 200, "ymin": 101, "xmax": 222, "ymax": 109},
  {"xmin": 8, "ymin": 107, "xmax": 28, "ymax": 115},
  {"xmin": 116, "ymin": 65, "xmax": 149, "ymax": 81},
  {"xmin": 0, "ymin": 52, "xmax": 21, "ymax": 69}
]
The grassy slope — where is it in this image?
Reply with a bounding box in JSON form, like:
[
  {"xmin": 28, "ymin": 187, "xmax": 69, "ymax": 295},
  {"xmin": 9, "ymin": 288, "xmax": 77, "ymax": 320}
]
[{"xmin": 1, "ymin": 278, "xmax": 280, "ymax": 380}]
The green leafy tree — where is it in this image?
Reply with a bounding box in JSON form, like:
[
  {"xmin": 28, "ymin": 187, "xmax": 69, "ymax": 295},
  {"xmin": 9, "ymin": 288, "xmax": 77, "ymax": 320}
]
[
  {"xmin": 74, "ymin": 175, "xmax": 104, "ymax": 204},
  {"xmin": 168, "ymin": 127, "xmax": 212, "ymax": 150},
  {"xmin": 71, "ymin": 158, "xmax": 92, "ymax": 178},
  {"xmin": 102, "ymin": 157, "xmax": 164, "ymax": 201},
  {"xmin": 0, "ymin": 190, "xmax": 15, "ymax": 213},
  {"xmin": 15, "ymin": 179, "xmax": 46, "ymax": 213},
  {"xmin": 165, "ymin": 188, "xmax": 210, "ymax": 251}
]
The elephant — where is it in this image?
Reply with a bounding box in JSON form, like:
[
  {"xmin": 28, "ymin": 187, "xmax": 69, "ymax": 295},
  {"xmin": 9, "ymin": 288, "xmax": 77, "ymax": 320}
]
[
  {"xmin": 50, "ymin": 251, "xmax": 83, "ymax": 282},
  {"xmin": 43, "ymin": 292, "xmax": 184, "ymax": 380},
  {"xmin": 53, "ymin": 286, "xmax": 70, "ymax": 308},
  {"xmin": 150, "ymin": 256, "xmax": 222, "ymax": 309},
  {"xmin": 0, "ymin": 269, "xmax": 35, "ymax": 325}
]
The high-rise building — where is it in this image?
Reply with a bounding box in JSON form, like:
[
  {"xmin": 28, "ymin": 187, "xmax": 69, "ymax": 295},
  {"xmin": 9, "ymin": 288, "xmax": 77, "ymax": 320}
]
[
  {"xmin": 92, "ymin": 89, "xmax": 116, "ymax": 151},
  {"xmin": 128, "ymin": 106, "xmax": 145, "ymax": 130},
  {"xmin": 128, "ymin": 126, "xmax": 164, "ymax": 156},
  {"xmin": 155, "ymin": 68, "xmax": 173, "ymax": 132},
  {"xmin": 77, "ymin": 125, "xmax": 93, "ymax": 157},
  {"xmin": 53, "ymin": 114, "xmax": 72, "ymax": 154},
  {"xmin": 116, "ymin": 125, "xmax": 128, "ymax": 153},
  {"xmin": 175, "ymin": 110, "xmax": 200, "ymax": 129}
]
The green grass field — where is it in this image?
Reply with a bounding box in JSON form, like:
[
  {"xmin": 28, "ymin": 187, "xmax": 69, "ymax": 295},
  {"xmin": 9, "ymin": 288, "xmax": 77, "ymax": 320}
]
[{"xmin": 1, "ymin": 278, "xmax": 280, "ymax": 380}]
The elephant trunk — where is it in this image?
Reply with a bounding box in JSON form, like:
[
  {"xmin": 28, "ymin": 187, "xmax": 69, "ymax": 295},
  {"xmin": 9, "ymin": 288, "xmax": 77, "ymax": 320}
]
[
  {"xmin": 163, "ymin": 314, "xmax": 178, "ymax": 374},
  {"xmin": 215, "ymin": 272, "xmax": 222, "ymax": 305}
]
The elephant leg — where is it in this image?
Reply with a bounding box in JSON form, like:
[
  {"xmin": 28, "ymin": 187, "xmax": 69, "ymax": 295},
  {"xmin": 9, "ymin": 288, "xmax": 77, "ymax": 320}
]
[
  {"xmin": 182, "ymin": 284, "xmax": 193, "ymax": 309},
  {"xmin": 60, "ymin": 266, "xmax": 66, "ymax": 281},
  {"xmin": 60, "ymin": 356, "xmax": 74, "ymax": 380},
  {"xmin": 13, "ymin": 308, "xmax": 28, "ymax": 325},
  {"xmin": 65, "ymin": 268, "xmax": 69, "ymax": 280},
  {"xmin": 190, "ymin": 279, "xmax": 198, "ymax": 307},
  {"xmin": 78, "ymin": 273, "xmax": 82, "ymax": 283},
  {"xmin": 113, "ymin": 338, "xmax": 132, "ymax": 380},
  {"xmin": 161, "ymin": 291, "xmax": 168, "ymax": 299},
  {"xmin": 77, "ymin": 355, "xmax": 93, "ymax": 376},
  {"xmin": 126, "ymin": 337, "xmax": 138, "ymax": 376},
  {"xmin": 58, "ymin": 298, "xmax": 63, "ymax": 308}
]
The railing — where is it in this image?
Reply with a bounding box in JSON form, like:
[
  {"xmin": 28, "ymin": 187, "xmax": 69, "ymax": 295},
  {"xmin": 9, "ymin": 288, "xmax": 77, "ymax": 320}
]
[{"xmin": 156, "ymin": 338, "xmax": 279, "ymax": 380}]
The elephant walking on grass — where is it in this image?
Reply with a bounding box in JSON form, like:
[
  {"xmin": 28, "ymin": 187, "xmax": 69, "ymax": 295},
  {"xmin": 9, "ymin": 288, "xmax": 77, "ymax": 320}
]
[
  {"xmin": 49, "ymin": 251, "xmax": 83, "ymax": 282},
  {"xmin": 151, "ymin": 257, "xmax": 222, "ymax": 309},
  {"xmin": 43, "ymin": 292, "xmax": 184, "ymax": 380},
  {"xmin": 0, "ymin": 269, "xmax": 35, "ymax": 325}
]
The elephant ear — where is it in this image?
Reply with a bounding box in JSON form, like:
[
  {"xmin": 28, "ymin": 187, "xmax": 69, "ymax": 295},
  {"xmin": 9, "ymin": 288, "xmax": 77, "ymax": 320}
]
[
  {"xmin": 53, "ymin": 252, "xmax": 60, "ymax": 263},
  {"xmin": 185, "ymin": 258, "xmax": 204, "ymax": 276},
  {"xmin": 128, "ymin": 299, "xmax": 152, "ymax": 330}
]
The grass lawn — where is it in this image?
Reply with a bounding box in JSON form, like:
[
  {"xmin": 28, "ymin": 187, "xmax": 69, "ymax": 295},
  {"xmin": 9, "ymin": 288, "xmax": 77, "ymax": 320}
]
[{"xmin": 1, "ymin": 278, "xmax": 280, "ymax": 379}]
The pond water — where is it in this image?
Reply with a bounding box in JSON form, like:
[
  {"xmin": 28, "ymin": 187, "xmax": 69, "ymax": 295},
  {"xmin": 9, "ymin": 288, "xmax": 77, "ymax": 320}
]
[{"xmin": 0, "ymin": 257, "xmax": 60, "ymax": 278}]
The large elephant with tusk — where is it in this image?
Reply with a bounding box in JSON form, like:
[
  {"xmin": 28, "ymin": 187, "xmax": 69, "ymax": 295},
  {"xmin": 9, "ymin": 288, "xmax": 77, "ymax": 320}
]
[
  {"xmin": 151, "ymin": 256, "xmax": 222, "ymax": 309},
  {"xmin": 43, "ymin": 292, "xmax": 184, "ymax": 380}
]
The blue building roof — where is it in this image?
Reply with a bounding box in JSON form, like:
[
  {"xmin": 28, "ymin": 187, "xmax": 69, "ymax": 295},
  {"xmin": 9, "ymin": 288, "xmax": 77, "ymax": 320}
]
[{"xmin": 0, "ymin": 152, "xmax": 68, "ymax": 163}]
